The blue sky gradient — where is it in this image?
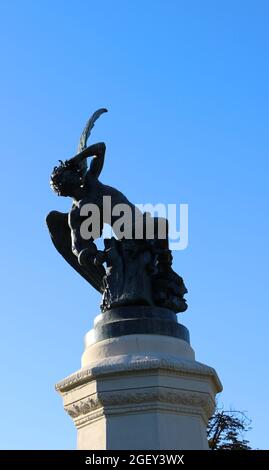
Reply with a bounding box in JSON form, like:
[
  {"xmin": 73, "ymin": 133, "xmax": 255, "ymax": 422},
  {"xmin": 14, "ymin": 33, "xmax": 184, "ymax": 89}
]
[{"xmin": 0, "ymin": 0, "xmax": 268, "ymax": 449}]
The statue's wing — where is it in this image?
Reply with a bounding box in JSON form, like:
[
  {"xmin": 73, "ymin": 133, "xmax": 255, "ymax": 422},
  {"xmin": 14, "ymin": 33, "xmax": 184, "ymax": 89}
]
[
  {"xmin": 78, "ymin": 108, "xmax": 108, "ymax": 153},
  {"xmin": 46, "ymin": 211, "xmax": 105, "ymax": 293}
]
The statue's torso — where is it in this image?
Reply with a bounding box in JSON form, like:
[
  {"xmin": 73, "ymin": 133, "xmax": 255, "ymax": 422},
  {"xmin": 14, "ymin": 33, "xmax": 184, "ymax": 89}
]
[{"xmin": 69, "ymin": 176, "xmax": 141, "ymax": 232}]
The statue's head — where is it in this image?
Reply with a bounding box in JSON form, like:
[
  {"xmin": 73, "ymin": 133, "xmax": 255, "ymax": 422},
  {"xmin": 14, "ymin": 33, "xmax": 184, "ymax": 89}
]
[{"xmin": 50, "ymin": 160, "xmax": 85, "ymax": 197}]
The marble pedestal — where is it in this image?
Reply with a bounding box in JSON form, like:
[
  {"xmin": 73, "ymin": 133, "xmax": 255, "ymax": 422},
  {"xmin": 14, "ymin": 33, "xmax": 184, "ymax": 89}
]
[{"xmin": 56, "ymin": 307, "xmax": 222, "ymax": 450}]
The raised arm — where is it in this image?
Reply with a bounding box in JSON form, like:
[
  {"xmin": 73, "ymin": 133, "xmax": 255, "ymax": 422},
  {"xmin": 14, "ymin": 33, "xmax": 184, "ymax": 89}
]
[
  {"xmin": 68, "ymin": 141, "xmax": 106, "ymax": 179},
  {"xmin": 88, "ymin": 142, "xmax": 106, "ymax": 178}
]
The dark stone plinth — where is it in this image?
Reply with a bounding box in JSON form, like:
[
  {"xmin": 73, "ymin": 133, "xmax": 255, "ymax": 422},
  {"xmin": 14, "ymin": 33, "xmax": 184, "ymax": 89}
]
[{"xmin": 89, "ymin": 306, "xmax": 190, "ymax": 345}]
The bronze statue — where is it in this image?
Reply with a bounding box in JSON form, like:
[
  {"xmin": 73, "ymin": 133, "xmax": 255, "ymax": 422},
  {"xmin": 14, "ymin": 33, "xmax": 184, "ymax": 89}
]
[{"xmin": 47, "ymin": 109, "xmax": 187, "ymax": 314}]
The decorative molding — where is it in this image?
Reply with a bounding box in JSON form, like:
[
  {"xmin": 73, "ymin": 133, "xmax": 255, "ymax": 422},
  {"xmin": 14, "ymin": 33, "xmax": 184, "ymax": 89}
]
[
  {"xmin": 65, "ymin": 387, "xmax": 215, "ymax": 424},
  {"xmin": 56, "ymin": 354, "xmax": 222, "ymax": 393}
]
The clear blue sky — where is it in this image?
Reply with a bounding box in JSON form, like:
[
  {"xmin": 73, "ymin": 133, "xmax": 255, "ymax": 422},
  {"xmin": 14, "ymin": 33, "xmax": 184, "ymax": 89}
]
[{"xmin": 0, "ymin": 0, "xmax": 268, "ymax": 449}]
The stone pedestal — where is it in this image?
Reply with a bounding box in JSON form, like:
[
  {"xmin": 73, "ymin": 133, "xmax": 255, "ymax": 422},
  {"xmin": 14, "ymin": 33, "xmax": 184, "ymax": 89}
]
[{"xmin": 56, "ymin": 307, "xmax": 222, "ymax": 450}]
